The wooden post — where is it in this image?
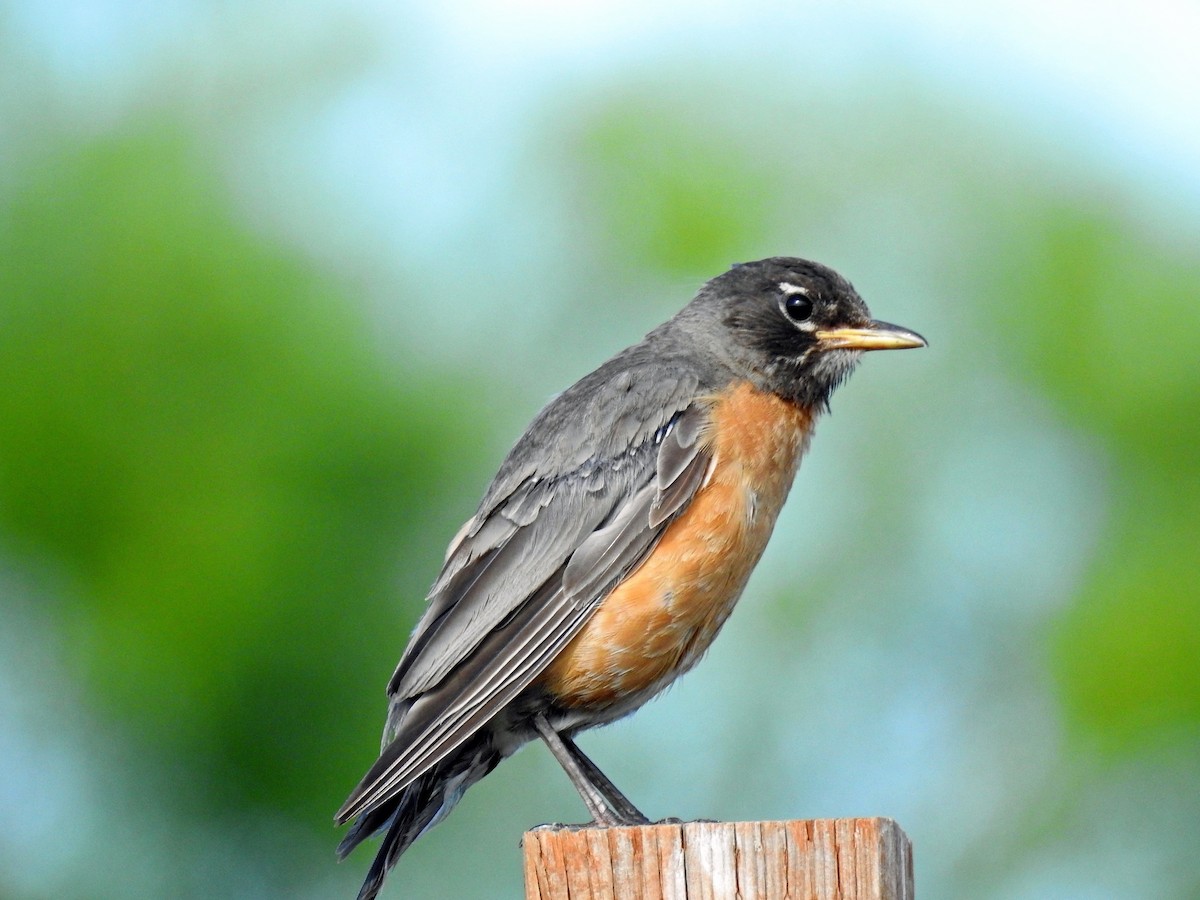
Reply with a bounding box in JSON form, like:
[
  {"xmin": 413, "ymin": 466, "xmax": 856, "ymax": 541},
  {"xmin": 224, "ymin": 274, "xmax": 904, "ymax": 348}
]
[{"xmin": 523, "ymin": 818, "xmax": 912, "ymax": 900}]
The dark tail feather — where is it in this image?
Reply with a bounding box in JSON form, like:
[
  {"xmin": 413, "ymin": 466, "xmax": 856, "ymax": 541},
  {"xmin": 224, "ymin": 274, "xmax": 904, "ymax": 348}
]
[
  {"xmin": 353, "ymin": 811, "xmax": 422, "ymax": 900},
  {"xmin": 339, "ymin": 741, "xmax": 500, "ymax": 900}
]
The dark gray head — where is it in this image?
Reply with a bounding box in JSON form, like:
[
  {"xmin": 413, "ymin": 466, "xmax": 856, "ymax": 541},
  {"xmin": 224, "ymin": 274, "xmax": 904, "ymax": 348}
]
[{"xmin": 673, "ymin": 257, "xmax": 926, "ymax": 409}]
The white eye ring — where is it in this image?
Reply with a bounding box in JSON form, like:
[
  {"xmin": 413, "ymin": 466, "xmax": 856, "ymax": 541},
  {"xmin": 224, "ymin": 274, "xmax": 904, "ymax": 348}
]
[{"xmin": 778, "ymin": 283, "xmax": 816, "ymax": 329}]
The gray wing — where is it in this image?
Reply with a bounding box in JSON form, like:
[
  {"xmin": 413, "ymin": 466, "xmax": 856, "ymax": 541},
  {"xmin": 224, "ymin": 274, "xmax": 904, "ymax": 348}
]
[{"xmin": 336, "ymin": 367, "xmax": 712, "ymax": 824}]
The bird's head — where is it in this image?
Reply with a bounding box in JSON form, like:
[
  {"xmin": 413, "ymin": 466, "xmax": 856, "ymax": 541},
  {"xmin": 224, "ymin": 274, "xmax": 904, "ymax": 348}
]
[{"xmin": 679, "ymin": 257, "xmax": 926, "ymax": 409}]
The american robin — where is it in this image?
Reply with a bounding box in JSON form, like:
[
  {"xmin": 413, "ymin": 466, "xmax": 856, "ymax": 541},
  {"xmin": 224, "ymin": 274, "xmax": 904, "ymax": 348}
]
[{"xmin": 335, "ymin": 257, "xmax": 926, "ymax": 899}]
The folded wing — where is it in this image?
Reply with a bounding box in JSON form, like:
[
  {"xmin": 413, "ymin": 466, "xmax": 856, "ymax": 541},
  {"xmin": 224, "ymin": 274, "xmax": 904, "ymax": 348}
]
[{"xmin": 336, "ymin": 376, "xmax": 713, "ymax": 825}]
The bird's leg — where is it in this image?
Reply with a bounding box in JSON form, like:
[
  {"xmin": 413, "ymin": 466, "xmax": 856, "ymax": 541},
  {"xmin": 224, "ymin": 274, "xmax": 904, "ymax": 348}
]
[
  {"xmin": 532, "ymin": 715, "xmax": 617, "ymax": 825},
  {"xmin": 532, "ymin": 714, "xmax": 650, "ymax": 827},
  {"xmin": 556, "ymin": 732, "xmax": 650, "ymax": 825}
]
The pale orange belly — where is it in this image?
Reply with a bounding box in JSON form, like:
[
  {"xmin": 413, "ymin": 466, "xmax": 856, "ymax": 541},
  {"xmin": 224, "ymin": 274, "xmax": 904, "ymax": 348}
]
[{"xmin": 539, "ymin": 382, "xmax": 814, "ymax": 709}]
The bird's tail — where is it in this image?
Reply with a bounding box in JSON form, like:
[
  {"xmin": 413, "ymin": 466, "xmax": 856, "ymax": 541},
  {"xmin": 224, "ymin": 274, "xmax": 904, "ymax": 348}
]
[{"xmin": 338, "ymin": 739, "xmax": 500, "ymax": 900}]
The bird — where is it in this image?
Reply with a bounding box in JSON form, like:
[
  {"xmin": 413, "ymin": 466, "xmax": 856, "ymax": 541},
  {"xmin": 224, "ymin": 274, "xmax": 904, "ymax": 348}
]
[{"xmin": 335, "ymin": 256, "xmax": 926, "ymax": 899}]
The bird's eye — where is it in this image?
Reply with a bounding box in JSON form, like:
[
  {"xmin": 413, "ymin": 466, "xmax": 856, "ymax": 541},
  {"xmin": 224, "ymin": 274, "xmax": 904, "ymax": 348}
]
[{"xmin": 782, "ymin": 294, "xmax": 813, "ymax": 322}]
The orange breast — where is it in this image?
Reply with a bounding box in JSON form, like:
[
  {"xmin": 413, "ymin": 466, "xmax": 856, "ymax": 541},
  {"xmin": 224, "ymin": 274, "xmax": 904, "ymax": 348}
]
[{"xmin": 539, "ymin": 381, "xmax": 814, "ymax": 709}]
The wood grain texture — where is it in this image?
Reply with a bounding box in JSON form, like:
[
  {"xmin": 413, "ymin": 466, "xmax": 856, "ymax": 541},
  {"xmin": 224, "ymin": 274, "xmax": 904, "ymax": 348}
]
[{"xmin": 523, "ymin": 818, "xmax": 912, "ymax": 900}]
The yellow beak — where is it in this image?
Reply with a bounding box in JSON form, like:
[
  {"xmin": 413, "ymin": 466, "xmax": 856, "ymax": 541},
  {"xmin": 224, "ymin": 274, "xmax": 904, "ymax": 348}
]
[{"xmin": 814, "ymin": 320, "xmax": 927, "ymax": 351}]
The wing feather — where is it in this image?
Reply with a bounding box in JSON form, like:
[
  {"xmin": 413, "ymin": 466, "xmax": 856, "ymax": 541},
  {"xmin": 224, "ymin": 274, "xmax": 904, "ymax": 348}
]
[{"xmin": 337, "ymin": 365, "xmax": 713, "ymax": 826}]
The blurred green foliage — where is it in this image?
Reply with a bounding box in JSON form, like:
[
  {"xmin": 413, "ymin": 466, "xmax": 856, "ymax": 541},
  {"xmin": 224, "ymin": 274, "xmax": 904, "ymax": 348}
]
[
  {"xmin": 570, "ymin": 91, "xmax": 781, "ymax": 276},
  {"xmin": 0, "ymin": 122, "xmax": 485, "ymax": 827},
  {"xmin": 982, "ymin": 198, "xmax": 1200, "ymax": 755}
]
